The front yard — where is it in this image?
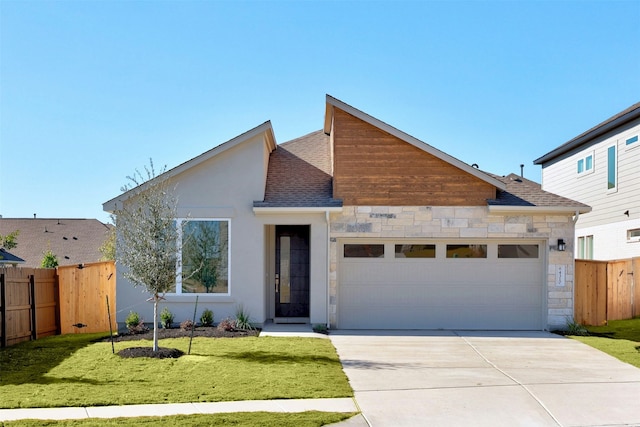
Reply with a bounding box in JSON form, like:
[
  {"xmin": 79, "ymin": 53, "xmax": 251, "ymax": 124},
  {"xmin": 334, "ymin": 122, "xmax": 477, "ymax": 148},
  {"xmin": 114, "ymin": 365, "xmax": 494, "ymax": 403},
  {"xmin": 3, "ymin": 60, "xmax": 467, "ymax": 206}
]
[
  {"xmin": 570, "ymin": 317, "xmax": 640, "ymax": 369},
  {"xmin": 0, "ymin": 333, "xmax": 353, "ymax": 409}
]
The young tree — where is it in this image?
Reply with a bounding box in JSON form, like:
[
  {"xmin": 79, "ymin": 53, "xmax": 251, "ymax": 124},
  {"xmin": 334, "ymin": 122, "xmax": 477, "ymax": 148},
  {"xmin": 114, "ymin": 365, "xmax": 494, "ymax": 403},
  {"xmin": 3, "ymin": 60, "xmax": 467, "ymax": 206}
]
[
  {"xmin": 99, "ymin": 226, "xmax": 116, "ymax": 261},
  {"xmin": 0, "ymin": 230, "xmax": 19, "ymax": 250},
  {"xmin": 113, "ymin": 160, "xmax": 179, "ymax": 352},
  {"xmin": 41, "ymin": 249, "xmax": 59, "ymax": 268}
]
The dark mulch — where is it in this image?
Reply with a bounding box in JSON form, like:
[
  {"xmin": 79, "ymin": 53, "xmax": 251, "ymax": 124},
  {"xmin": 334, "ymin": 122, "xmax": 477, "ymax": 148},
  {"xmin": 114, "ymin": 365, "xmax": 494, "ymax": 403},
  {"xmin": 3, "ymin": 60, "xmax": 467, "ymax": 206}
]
[{"xmin": 118, "ymin": 347, "xmax": 185, "ymax": 359}]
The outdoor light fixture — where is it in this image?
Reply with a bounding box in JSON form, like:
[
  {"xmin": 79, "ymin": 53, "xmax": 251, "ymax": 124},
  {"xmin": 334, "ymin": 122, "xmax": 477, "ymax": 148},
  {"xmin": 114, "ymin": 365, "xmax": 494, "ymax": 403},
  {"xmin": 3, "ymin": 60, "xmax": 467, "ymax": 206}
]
[{"xmin": 557, "ymin": 239, "xmax": 566, "ymax": 252}]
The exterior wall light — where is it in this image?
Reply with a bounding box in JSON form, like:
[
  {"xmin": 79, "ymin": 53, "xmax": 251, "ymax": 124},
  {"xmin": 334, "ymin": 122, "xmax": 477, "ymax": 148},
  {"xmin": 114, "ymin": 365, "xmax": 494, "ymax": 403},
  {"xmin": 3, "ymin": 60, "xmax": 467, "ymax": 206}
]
[{"xmin": 557, "ymin": 239, "xmax": 566, "ymax": 252}]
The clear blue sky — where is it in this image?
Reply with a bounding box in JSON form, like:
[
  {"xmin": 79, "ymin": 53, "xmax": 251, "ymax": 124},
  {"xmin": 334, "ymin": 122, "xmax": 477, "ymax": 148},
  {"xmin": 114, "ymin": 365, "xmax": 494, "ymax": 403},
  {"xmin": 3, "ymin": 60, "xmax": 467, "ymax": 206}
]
[{"xmin": 1, "ymin": 0, "xmax": 639, "ymax": 223}]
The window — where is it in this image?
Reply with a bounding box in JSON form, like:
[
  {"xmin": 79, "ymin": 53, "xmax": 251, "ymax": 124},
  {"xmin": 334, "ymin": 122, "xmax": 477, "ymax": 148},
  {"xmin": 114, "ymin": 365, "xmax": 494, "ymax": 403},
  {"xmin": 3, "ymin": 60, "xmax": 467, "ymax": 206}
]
[
  {"xmin": 395, "ymin": 244, "xmax": 436, "ymax": 258},
  {"xmin": 577, "ymin": 153, "xmax": 594, "ymax": 175},
  {"xmin": 497, "ymin": 244, "xmax": 539, "ymax": 259},
  {"xmin": 173, "ymin": 219, "xmax": 230, "ymax": 294},
  {"xmin": 626, "ymin": 135, "xmax": 638, "ymax": 146},
  {"xmin": 344, "ymin": 244, "xmax": 384, "ymax": 258},
  {"xmin": 628, "ymin": 228, "xmax": 640, "ymax": 242},
  {"xmin": 578, "ymin": 235, "xmax": 593, "ymax": 259},
  {"xmin": 607, "ymin": 145, "xmax": 617, "ymax": 191},
  {"xmin": 446, "ymin": 244, "xmax": 487, "ymax": 258}
]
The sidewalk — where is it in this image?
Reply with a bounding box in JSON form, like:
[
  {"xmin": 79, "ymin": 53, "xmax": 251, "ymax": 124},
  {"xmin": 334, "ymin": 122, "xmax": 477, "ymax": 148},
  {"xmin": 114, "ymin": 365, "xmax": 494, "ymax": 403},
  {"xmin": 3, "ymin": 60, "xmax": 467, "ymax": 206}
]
[{"xmin": 0, "ymin": 398, "xmax": 361, "ymax": 422}]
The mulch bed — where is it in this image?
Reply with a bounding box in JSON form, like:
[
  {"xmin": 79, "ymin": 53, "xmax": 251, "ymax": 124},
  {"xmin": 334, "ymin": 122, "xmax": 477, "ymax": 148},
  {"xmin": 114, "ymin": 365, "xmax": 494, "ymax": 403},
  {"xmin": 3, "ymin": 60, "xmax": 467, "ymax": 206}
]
[{"xmin": 102, "ymin": 326, "xmax": 259, "ymax": 359}]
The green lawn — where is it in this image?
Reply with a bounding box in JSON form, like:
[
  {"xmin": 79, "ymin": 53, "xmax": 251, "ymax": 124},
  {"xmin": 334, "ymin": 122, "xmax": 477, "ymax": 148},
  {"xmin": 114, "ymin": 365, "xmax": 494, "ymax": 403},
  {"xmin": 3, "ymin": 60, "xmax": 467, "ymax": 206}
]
[
  {"xmin": 0, "ymin": 333, "xmax": 352, "ymax": 409},
  {"xmin": 570, "ymin": 317, "xmax": 640, "ymax": 369},
  {"xmin": 2, "ymin": 411, "xmax": 357, "ymax": 427}
]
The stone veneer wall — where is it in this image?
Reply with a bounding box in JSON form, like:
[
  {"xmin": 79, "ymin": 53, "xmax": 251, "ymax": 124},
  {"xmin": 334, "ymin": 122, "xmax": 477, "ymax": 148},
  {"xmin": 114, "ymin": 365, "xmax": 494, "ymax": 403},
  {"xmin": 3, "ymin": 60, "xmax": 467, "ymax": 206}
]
[{"xmin": 328, "ymin": 206, "xmax": 576, "ymax": 330}]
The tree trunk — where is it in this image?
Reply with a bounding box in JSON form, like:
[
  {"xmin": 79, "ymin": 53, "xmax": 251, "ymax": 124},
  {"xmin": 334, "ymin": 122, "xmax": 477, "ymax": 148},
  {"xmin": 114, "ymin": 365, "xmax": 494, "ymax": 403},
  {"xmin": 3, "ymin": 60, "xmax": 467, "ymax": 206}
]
[{"xmin": 153, "ymin": 295, "xmax": 159, "ymax": 352}]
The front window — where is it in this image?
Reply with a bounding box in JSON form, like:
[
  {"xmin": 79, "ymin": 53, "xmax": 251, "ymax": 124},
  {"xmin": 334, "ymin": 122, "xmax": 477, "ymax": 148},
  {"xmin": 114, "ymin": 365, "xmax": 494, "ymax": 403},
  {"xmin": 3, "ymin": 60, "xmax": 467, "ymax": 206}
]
[
  {"xmin": 607, "ymin": 145, "xmax": 617, "ymax": 191},
  {"xmin": 173, "ymin": 219, "xmax": 230, "ymax": 294},
  {"xmin": 577, "ymin": 152, "xmax": 594, "ymax": 175}
]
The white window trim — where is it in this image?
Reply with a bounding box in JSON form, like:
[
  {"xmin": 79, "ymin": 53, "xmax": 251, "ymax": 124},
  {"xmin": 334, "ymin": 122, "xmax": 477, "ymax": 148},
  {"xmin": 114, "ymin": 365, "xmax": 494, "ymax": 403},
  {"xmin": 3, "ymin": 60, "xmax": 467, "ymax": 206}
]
[
  {"xmin": 576, "ymin": 151, "xmax": 595, "ymax": 177},
  {"xmin": 624, "ymin": 133, "xmax": 639, "ymax": 152},
  {"xmin": 172, "ymin": 217, "xmax": 232, "ymax": 296},
  {"xmin": 628, "ymin": 228, "xmax": 640, "ymax": 243}
]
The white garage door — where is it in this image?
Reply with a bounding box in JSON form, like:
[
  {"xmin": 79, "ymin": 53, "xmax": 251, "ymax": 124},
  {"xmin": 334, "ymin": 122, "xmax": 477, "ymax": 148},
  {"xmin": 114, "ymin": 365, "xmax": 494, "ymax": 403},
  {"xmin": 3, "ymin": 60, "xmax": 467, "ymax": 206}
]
[{"xmin": 338, "ymin": 241, "xmax": 544, "ymax": 330}]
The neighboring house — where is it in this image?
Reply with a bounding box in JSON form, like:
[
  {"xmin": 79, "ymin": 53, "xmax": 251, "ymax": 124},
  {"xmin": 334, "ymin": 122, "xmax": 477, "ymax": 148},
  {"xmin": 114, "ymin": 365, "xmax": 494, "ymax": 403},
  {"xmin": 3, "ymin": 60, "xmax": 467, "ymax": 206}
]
[
  {"xmin": 534, "ymin": 102, "xmax": 640, "ymax": 261},
  {"xmin": 104, "ymin": 95, "xmax": 589, "ymax": 331},
  {"xmin": 0, "ymin": 218, "xmax": 112, "ymax": 268},
  {"xmin": 0, "ymin": 248, "xmax": 25, "ymax": 266}
]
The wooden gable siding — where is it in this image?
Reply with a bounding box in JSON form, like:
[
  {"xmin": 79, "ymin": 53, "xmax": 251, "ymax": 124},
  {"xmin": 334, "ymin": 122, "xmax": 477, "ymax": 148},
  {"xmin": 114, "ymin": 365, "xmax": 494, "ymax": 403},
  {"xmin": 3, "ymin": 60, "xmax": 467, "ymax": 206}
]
[{"xmin": 332, "ymin": 109, "xmax": 496, "ymax": 206}]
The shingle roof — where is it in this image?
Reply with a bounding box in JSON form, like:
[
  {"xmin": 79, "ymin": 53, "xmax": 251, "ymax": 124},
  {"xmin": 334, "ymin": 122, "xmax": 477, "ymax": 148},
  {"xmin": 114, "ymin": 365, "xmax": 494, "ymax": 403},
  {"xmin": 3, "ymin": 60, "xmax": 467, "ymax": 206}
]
[
  {"xmin": 0, "ymin": 248, "xmax": 25, "ymax": 265},
  {"xmin": 534, "ymin": 101, "xmax": 640, "ymax": 165},
  {"xmin": 0, "ymin": 218, "xmax": 112, "ymax": 268},
  {"xmin": 487, "ymin": 173, "xmax": 591, "ymax": 212},
  {"xmin": 254, "ymin": 130, "xmax": 342, "ymax": 208}
]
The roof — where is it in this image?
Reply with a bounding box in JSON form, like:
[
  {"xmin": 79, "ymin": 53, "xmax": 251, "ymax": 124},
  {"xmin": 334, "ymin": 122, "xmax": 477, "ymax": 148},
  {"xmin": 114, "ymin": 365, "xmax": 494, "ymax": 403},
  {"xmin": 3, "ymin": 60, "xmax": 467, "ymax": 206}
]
[
  {"xmin": 0, "ymin": 248, "xmax": 25, "ymax": 265},
  {"xmin": 0, "ymin": 218, "xmax": 112, "ymax": 268},
  {"xmin": 487, "ymin": 173, "xmax": 591, "ymax": 214},
  {"xmin": 253, "ymin": 130, "xmax": 343, "ymax": 208},
  {"xmin": 103, "ymin": 121, "xmax": 276, "ymax": 212},
  {"xmin": 534, "ymin": 102, "xmax": 640, "ymax": 165},
  {"xmin": 323, "ymin": 95, "xmax": 507, "ymax": 191}
]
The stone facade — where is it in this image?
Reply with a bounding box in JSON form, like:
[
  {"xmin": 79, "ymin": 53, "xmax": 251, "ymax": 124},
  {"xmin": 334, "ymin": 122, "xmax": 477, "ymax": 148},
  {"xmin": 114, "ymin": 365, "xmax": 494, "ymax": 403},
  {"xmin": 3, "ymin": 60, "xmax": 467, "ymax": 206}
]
[{"xmin": 328, "ymin": 206, "xmax": 576, "ymax": 330}]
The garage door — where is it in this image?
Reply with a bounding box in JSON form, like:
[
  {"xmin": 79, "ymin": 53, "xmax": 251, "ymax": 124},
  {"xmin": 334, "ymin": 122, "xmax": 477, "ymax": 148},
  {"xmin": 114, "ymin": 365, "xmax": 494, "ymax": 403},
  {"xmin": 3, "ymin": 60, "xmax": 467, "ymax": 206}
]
[{"xmin": 338, "ymin": 241, "xmax": 544, "ymax": 330}]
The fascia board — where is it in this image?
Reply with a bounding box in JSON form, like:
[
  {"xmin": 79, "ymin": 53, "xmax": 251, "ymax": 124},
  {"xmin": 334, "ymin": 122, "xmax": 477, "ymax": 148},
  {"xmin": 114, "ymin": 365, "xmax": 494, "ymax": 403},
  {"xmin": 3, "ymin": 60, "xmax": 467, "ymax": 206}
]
[
  {"xmin": 103, "ymin": 121, "xmax": 276, "ymax": 212},
  {"xmin": 325, "ymin": 95, "xmax": 507, "ymax": 191},
  {"xmin": 253, "ymin": 207, "xmax": 343, "ymax": 215},
  {"xmin": 488, "ymin": 205, "xmax": 592, "ymax": 215}
]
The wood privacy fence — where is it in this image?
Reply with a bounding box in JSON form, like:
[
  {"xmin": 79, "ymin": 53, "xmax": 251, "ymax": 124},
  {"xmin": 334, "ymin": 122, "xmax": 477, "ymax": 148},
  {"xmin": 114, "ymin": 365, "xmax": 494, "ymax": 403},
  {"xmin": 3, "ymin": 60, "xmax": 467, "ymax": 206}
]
[
  {"xmin": 0, "ymin": 261, "xmax": 116, "ymax": 347},
  {"xmin": 574, "ymin": 257, "xmax": 640, "ymax": 326}
]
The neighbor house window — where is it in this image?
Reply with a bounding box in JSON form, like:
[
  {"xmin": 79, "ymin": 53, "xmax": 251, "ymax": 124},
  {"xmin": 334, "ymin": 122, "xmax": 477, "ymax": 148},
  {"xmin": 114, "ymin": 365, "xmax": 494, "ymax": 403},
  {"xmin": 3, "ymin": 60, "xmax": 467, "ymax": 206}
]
[
  {"xmin": 497, "ymin": 244, "xmax": 539, "ymax": 259},
  {"xmin": 446, "ymin": 244, "xmax": 487, "ymax": 258},
  {"xmin": 578, "ymin": 235, "xmax": 593, "ymax": 259},
  {"xmin": 577, "ymin": 152, "xmax": 594, "ymax": 175},
  {"xmin": 628, "ymin": 228, "xmax": 640, "ymax": 242},
  {"xmin": 395, "ymin": 244, "xmax": 436, "ymax": 258},
  {"xmin": 173, "ymin": 219, "xmax": 230, "ymax": 294},
  {"xmin": 626, "ymin": 135, "xmax": 638, "ymax": 146},
  {"xmin": 607, "ymin": 145, "xmax": 617, "ymax": 191},
  {"xmin": 344, "ymin": 244, "xmax": 384, "ymax": 258}
]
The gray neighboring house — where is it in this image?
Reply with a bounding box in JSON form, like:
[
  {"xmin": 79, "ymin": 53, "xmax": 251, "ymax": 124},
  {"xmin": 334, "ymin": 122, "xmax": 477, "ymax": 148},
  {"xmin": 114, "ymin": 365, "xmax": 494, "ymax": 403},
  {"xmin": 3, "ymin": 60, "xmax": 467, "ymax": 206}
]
[
  {"xmin": 0, "ymin": 248, "xmax": 25, "ymax": 266},
  {"xmin": 535, "ymin": 102, "xmax": 640, "ymax": 260},
  {"xmin": 104, "ymin": 95, "xmax": 589, "ymax": 331},
  {"xmin": 0, "ymin": 218, "xmax": 112, "ymax": 268}
]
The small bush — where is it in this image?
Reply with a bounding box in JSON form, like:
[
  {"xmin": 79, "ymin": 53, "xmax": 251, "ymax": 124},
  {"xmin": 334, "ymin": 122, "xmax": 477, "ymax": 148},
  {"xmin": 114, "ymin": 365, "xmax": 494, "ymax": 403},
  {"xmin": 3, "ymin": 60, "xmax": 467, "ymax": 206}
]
[
  {"xmin": 180, "ymin": 319, "xmax": 194, "ymax": 331},
  {"xmin": 160, "ymin": 307, "xmax": 174, "ymax": 329},
  {"xmin": 200, "ymin": 309, "xmax": 214, "ymax": 327},
  {"xmin": 217, "ymin": 317, "xmax": 236, "ymax": 332},
  {"xmin": 125, "ymin": 311, "xmax": 148, "ymax": 334},
  {"xmin": 313, "ymin": 324, "xmax": 329, "ymax": 334},
  {"xmin": 566, "ymin": 317, "xmax": 589, "ymax": 336},
  {"xmin": 235, "ymin": 305, "xmax": 254, "ymax": 330}
]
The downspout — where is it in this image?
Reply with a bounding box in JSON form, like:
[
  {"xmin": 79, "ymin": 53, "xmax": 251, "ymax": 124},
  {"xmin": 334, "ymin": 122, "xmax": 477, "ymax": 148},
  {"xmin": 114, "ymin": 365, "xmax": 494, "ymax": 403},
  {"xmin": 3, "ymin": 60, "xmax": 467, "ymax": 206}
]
[{"xmin": 326, "ymin": 210, "xmax": 331, "ymax": 330}]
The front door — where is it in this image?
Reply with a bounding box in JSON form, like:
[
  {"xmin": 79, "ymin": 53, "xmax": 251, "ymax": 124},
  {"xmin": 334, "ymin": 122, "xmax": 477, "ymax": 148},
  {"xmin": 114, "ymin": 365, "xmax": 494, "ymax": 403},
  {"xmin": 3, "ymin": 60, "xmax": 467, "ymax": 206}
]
[{"xmin": 275, "ymin": 225, "xmax": 310, "ymax": 318}]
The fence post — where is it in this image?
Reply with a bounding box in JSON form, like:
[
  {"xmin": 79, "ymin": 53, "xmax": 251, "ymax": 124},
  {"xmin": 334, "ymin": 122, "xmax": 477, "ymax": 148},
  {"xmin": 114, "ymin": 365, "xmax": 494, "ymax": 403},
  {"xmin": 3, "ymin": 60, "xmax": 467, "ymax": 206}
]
[
  {"xmin": 30, "ymin": 274, "xmax": 37, "ymax": 341},
  {"xmin": 1, "ymin": 272, "xmax": 6, "ymax": 347}
]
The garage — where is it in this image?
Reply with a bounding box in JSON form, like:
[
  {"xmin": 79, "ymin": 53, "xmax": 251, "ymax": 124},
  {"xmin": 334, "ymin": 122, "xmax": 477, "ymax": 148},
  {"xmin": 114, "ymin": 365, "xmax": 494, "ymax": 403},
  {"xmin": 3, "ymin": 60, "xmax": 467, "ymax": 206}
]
[{"xmin": 337, "ymin": 240, "xmax": 545, "ymax": 330}]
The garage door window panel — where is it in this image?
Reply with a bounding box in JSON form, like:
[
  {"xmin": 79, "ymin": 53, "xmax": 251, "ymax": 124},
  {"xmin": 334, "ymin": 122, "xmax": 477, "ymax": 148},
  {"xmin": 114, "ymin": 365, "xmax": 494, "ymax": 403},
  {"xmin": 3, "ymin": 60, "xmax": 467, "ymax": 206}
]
[
  {"xmin": 344, "ymin": 244, "xmax": 384, "ymax": 258},
  {"xmin": 497, "ymin": 244, "xmax": 539, "ymax": 259},
  {"xmin": 395, "ymin": 244, "xmax": 436, "ymax": 258},
  {"xmin": 446, "ymin": 244, "xmax": 487, "ymax": 258}
]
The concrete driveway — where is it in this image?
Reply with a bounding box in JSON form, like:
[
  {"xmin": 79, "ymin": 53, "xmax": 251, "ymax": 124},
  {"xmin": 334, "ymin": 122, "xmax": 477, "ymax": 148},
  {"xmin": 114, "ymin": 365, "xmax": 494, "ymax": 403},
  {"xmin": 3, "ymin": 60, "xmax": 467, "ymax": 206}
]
[{"xmin": 329, "ymin": 330, "xmax": 640, "ymax": 427}]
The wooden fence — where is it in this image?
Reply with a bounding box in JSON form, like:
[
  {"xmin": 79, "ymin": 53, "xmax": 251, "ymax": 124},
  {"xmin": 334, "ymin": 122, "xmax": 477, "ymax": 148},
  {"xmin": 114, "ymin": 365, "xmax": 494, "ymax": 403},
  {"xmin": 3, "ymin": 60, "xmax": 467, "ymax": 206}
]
[
  {"xmin": 0, "ymin": 261, "xmax": 116, "ymax": 347},
  {"xmin": 575, "ymin": 257, "xmax": 639, "ymax": 325}
]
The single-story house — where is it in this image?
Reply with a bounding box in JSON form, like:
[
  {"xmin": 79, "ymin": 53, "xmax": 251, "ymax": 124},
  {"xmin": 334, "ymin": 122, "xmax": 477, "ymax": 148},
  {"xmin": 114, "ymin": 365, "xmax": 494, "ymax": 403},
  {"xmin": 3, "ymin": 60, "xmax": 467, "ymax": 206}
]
[{"xmin": 104, "ymin": 95, "xmax": 590, "ymax": 331}]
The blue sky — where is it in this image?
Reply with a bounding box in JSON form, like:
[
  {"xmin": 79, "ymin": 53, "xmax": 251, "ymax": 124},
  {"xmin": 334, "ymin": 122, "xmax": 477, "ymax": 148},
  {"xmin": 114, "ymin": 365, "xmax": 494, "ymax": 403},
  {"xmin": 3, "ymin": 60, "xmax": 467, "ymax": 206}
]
[{"xmin": 1, "ymin": 0, "xmax": 638, "ymax": 223}]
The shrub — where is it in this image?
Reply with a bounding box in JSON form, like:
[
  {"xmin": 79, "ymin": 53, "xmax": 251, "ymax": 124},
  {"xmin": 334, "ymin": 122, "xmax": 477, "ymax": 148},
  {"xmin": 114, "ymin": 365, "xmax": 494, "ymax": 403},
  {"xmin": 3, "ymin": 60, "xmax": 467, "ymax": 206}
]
[
  {"xmin": 235, "ymin": 305, "xmax": 254, "ymax": 330},
  {"xmin": 313, "ymin": 324, "xmax": 329, "ymax": 334},
  {"xmin": 180, "ymin": 319, "xmax": 194, "ymax": 331},
  {"xmin": 125, "ymin": 311, "xmax": 148, "ymax": 334},
  {"xmin": 217, "ymin": 317, "xmax": 236, "ymax": 332},
  {"xmin": 200, "ymin": 309, "xmax": 214, "ymax": 327},
  {"xmin": 160, "ymin": 307, "xmax": 174, "ymax": 329},
  {"xmin": 566, "ymin": 317, "xmax": 589, "ymax": 336}
]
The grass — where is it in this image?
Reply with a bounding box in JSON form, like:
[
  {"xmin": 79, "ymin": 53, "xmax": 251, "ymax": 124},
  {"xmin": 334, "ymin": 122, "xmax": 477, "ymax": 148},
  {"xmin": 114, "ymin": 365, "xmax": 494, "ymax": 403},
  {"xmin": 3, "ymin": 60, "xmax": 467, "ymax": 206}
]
[
  {"xmin": 1, "ymin": 411, "xmax": 358, "ymax": 427},
  {"xmin": 0, "ymin": 333, "xmax": 352, "ymax": 409},
  {"xmin": 569, "ymin": 317, "xmax": 640, "ymax": 369}
]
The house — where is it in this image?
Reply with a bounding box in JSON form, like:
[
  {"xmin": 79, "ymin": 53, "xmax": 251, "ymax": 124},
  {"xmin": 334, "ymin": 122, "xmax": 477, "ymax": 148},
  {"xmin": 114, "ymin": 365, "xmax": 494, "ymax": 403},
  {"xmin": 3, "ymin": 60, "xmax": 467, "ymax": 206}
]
[
  {"xmin": 104, "ymin": 95, "xmax": 589, "ymax": 331},
  {"xmin": 534, "ymin": 102, "xmax": 640, "ymax": 261},
  {"xmin": 0, "ymin": 248, "xmax": 25, "ymax": 266},
  {"xmin": 0, "ymin": 218, "xmax": 112, "ymax": 268}
]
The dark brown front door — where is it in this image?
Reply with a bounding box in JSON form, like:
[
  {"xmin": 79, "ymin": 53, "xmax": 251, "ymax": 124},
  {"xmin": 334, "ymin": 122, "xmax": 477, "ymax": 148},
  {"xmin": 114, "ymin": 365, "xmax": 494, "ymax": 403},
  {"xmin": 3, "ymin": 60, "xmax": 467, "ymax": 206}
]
[{"xmin": 275, "ymin": 225, "xmax": 310, "ymax": 318}]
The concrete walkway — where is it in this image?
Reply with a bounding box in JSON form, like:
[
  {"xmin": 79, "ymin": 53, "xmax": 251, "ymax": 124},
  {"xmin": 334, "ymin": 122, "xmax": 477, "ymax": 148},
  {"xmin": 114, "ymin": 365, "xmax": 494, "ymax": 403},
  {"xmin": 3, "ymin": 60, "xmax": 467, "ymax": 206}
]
[{"xmin": 330, "ymin": 330, "xmax": 640, "ymax": 427}]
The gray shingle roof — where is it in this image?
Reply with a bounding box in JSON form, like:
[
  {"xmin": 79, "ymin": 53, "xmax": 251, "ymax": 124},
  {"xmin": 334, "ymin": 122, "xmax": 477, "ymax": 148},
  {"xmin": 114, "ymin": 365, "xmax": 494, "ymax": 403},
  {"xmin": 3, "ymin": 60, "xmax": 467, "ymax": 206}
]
[
  {"xmin": 487, "ymin": 173, "xmax": 591, "ymax": 211},
  {"xmin": 254, "ymin": 130, "xmax": 343, "ymax": 208},
  {"xmin": 0, "ymin": 218, "xmax": 112, "ymax": 268}
]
